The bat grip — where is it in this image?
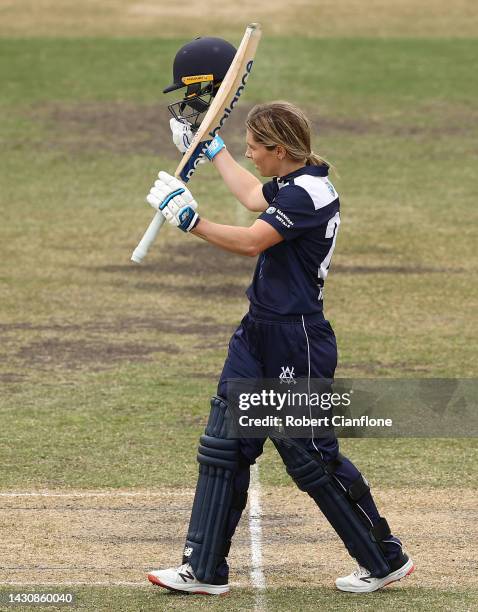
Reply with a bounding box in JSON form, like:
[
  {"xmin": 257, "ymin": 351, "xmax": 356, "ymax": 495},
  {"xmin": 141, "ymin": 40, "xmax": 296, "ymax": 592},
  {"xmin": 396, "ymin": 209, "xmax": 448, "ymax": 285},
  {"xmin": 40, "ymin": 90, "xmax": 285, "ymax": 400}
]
[{"xmin": 130, "ymin": 211, "xmax": 166, "ymax": 263}]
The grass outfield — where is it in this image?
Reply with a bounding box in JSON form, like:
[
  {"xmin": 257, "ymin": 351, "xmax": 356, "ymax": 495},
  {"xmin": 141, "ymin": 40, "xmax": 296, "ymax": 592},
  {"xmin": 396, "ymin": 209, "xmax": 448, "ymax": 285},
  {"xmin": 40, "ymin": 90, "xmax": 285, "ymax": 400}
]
[
  {"xmin": 0, "ymin": 31, "xmax": 477, "ymax": 612},
  {"xmin": 0, "ymin": 586, "xmax": 476, "ymax": 611}
]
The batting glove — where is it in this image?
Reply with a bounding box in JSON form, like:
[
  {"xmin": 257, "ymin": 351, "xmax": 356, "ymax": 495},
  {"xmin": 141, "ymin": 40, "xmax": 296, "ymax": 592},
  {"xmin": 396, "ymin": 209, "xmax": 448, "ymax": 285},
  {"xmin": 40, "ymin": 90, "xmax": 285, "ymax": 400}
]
[
  {"xmin": 146, "ymin": 172, "xmax": 200, "ymax": 233},
  {"xmin": 170, "ymin": 118, "xmax": 194, "ymax": 153}
]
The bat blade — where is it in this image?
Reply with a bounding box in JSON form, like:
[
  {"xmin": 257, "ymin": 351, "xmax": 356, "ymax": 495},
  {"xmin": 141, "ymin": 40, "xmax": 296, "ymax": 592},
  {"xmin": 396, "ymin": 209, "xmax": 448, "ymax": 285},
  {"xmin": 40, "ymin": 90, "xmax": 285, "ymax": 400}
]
[{"xmin": 130, "ymin": 23, "xmax": 262, "ymax": 264}]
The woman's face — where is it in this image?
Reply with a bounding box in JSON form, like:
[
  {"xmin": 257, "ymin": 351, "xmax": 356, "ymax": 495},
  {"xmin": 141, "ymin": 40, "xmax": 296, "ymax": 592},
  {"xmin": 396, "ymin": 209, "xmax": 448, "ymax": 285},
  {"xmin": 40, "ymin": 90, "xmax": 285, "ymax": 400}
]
[{"xmin": 245, "ymin": 129, "xmax": 280, "ymax": 177}]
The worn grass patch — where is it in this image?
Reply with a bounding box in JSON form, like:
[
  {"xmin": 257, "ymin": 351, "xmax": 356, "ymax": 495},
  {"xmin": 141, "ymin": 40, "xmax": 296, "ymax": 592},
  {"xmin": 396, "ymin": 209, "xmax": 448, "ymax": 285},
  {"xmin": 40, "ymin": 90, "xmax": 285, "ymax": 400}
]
[{"xmin": 0, "ymin": 0, "xmax": 477, "ymax": 38}]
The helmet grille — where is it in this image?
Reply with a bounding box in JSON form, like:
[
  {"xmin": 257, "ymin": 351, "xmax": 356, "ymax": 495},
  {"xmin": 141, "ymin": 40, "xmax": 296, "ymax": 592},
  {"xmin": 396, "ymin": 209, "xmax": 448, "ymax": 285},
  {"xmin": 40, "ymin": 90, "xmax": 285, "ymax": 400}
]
[{"xmin": 167, "ymin": 81, "xmax": 218, "ymax": 131}]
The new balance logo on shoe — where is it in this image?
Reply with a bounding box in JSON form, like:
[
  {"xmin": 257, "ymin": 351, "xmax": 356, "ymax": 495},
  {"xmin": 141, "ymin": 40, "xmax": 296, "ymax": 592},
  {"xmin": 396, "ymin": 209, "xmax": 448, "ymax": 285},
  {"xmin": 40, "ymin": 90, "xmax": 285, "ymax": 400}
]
[{"xmin": 178, "ymin": 568, "xmax": 195, "ymax": 582}]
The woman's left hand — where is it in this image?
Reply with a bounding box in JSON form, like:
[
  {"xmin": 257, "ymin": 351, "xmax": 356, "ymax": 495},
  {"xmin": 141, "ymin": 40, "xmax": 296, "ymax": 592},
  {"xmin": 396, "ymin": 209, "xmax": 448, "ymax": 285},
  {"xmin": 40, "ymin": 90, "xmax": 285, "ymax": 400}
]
[{"xmin": 146, "ymin": 172, "xmax": 200, "ymax": 233}]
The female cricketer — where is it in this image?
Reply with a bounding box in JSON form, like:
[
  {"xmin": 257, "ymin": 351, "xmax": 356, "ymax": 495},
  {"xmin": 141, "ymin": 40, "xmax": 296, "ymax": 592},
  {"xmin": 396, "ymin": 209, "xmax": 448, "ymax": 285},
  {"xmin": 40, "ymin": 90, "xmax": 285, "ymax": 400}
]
[{"xmin": 145, "ymin": 102, "xmax": 415, "ymax": 594}]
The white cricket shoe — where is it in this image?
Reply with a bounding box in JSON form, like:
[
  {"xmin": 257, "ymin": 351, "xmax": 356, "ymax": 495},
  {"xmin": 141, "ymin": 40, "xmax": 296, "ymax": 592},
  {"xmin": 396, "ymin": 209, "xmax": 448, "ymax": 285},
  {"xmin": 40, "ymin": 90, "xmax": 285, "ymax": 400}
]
[
  {"xmin": 147, "ymin": 563, "xmax": 229, "ymax": 595},
  {"xmin": 335, "ymin": 554, "xmax": 415, "ymax": 593}
]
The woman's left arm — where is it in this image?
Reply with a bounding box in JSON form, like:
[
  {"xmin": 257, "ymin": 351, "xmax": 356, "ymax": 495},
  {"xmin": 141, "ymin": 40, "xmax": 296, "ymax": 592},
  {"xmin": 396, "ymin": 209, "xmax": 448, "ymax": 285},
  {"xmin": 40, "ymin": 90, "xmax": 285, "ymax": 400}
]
[
  {"xmin": 191, "ymin": 218, "xmax": 283, "ymax": 257},
  {"xmin": 146, "ymin": 171, "xmax": 281, "ymax": 256}
]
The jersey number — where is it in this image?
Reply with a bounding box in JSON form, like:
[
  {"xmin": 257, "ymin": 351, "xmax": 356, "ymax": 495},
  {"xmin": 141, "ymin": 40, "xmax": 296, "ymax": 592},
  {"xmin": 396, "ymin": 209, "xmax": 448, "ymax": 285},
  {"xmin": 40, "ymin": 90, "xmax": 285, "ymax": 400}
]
[{"xmin": 318, "ymin": 212, "xmax": 341, "ymax": 296}]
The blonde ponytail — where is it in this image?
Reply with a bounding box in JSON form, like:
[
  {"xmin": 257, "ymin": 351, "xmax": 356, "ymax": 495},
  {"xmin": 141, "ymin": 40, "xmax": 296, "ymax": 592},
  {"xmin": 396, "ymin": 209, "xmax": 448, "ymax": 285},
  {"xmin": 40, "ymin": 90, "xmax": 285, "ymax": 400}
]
[{"xmin": 306, "ymin": 151, "xmax": 330, "ymax": 168}]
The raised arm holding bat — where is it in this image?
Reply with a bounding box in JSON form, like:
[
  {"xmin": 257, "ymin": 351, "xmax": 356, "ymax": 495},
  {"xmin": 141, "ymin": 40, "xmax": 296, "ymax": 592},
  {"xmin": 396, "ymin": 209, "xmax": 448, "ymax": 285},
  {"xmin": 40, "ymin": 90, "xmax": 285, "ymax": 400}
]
[{"xmin": 131, "ymin": 24, "xmax": 261, "ymax": 263}]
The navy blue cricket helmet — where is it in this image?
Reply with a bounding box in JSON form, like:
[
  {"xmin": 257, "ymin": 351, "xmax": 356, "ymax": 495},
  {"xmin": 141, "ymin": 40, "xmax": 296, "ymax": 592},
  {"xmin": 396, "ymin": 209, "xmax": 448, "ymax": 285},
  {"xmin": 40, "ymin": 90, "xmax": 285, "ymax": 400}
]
[
  {"xmin": 163, "ymin": 36, "xmax": 237, "ymax": 93},
  {"xmin": 164, "ymin": 36, "xmax": 237, "ymax": 130}
]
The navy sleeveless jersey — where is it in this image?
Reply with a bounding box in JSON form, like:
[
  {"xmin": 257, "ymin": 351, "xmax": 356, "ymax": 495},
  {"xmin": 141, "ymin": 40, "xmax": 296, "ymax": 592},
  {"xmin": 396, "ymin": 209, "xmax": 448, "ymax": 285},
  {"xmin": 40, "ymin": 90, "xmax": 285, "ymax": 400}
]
[{"xmin": 246, "ymin": 165, "xmax": 340, "ymax": 316}]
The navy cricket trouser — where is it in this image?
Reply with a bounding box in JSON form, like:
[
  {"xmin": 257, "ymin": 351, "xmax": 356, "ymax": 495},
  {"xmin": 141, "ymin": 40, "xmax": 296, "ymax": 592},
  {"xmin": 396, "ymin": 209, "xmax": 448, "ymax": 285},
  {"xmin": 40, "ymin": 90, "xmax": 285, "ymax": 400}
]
[{"xmin": 213, "ymin": 307, "xmax": 401, "ymax": 577}]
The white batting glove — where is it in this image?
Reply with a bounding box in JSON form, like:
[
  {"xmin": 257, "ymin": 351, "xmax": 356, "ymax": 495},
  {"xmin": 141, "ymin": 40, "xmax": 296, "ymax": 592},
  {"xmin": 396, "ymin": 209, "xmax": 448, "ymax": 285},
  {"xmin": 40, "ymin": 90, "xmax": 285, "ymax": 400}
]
[
  {"xmin": 170, "ymin": 118, "xmax": 194, "ymax": 153},
  {"xmin": 146, "ymin": 171, "xmax": 200, "ymax": 233}
]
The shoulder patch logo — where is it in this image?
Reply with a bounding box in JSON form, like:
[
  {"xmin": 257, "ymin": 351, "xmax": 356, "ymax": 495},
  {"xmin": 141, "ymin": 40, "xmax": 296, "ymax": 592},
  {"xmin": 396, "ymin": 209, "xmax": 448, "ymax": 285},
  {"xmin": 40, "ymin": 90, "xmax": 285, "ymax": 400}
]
[
  {"xmin": 325, "ymin": 179, "xmax": 336, "ymax": 197},
  {"xmin": 266, "ymin": 206, "xmax": 276, "ymax": 214}
]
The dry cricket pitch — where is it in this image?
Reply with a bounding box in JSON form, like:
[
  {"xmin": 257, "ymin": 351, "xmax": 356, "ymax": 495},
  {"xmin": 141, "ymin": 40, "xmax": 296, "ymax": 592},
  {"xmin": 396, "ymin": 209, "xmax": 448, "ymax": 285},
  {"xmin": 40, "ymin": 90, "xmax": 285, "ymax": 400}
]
[{"xmin": 0, "ymin": 485, "xmax": 475, "ymax": 590}]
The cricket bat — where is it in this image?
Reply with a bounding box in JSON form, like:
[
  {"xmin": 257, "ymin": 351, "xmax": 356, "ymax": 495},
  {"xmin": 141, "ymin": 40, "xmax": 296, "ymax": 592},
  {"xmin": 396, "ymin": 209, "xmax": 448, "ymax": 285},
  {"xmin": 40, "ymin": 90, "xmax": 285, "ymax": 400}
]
[{"xmin": 131, "ymin": 22, "xmax": 262, "ymax": 264}]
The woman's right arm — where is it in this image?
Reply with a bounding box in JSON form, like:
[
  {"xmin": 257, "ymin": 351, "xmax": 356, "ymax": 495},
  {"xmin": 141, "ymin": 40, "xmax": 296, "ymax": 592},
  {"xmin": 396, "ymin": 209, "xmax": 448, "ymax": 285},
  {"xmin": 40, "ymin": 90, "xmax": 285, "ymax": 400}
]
[
  {"xmin": 211, "ymin": 149, "xmax": 268, "ymax": 212},
  {"xmin": 170, "ymin": 119, "xmax": 268, "ymax": 211}
]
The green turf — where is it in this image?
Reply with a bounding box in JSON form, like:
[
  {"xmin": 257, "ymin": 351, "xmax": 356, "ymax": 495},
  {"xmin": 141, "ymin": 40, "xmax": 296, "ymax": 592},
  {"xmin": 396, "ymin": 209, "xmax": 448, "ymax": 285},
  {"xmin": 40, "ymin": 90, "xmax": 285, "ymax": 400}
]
[
  {"xmin": 1, "ymin": 38, "xmax": 477, "ymax": 106},
  {"xmin": 0, "ymin": 364, "xmax": 476, "ymax": 488},
  {"xmin": 0, "ymin": 586, "xmax": 476, "ymax": 612}
]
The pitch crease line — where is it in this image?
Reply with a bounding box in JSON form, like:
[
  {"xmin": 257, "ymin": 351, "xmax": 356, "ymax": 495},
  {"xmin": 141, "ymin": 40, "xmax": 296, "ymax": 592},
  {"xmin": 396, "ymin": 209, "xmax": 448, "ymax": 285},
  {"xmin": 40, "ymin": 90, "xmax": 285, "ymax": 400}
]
[
  {"xmin": 0, "ymin": 581, "xmax": 147, "ymax": 587},
  {"xmin": 249, "ymin": 462, "xmax": 266, "ymax": 607},
  {"xmin": 0, "ymin": 580, "xmax": 243, "ymax": 587},
  {"xmin": 0, "ymin": 491, "xmax": 191, "ymax": 498}
]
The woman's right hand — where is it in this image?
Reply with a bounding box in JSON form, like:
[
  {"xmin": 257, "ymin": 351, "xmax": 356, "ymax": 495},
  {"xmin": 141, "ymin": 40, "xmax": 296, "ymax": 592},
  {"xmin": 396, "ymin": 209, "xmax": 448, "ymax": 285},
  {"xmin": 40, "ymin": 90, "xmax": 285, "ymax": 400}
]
[
  {"xmin": 170, "ymin": 118, "xmax": 194, "ymax": 153},
  {"xmin": 169, "ymin": 119, "xmax": 226, "ymax": 162}
]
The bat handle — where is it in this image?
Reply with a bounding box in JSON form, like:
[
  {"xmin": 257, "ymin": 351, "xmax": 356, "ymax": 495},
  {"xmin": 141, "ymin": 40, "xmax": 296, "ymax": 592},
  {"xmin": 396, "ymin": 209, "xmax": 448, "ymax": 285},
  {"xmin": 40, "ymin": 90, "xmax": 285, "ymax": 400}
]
[{"xmin": 130, "ymin": 211, "xmax": 166, "ymax": 263}]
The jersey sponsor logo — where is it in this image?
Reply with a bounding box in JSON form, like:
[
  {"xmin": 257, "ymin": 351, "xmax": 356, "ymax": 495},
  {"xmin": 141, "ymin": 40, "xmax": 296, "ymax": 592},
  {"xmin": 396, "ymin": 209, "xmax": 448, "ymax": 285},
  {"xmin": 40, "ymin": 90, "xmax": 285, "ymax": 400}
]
[
  {"xmin": 274, "ymin": 209, "xmax": 294, "ymax": 228},
  {"xmin": 266, "ymin": 206, "xmax": 276, "ymax": 214}
]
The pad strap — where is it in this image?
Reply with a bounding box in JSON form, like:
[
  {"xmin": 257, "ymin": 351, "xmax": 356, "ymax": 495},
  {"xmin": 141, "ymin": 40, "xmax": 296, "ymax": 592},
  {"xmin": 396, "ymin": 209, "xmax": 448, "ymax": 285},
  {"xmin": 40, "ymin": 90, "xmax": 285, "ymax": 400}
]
[
  {"xmin": 370, "ymin": 516, "xmax": 392, "ymax": 544},
  {"xmin": 325, "ymin": 453, "xmax": 370, "ymax": 502},
  {"xmin": 348, "ymin": 475, "xmax": 370, "ymax": 501},
  {"xmin": 325, "ymin": 452, "xmax": 345, "ymax": 474}
]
